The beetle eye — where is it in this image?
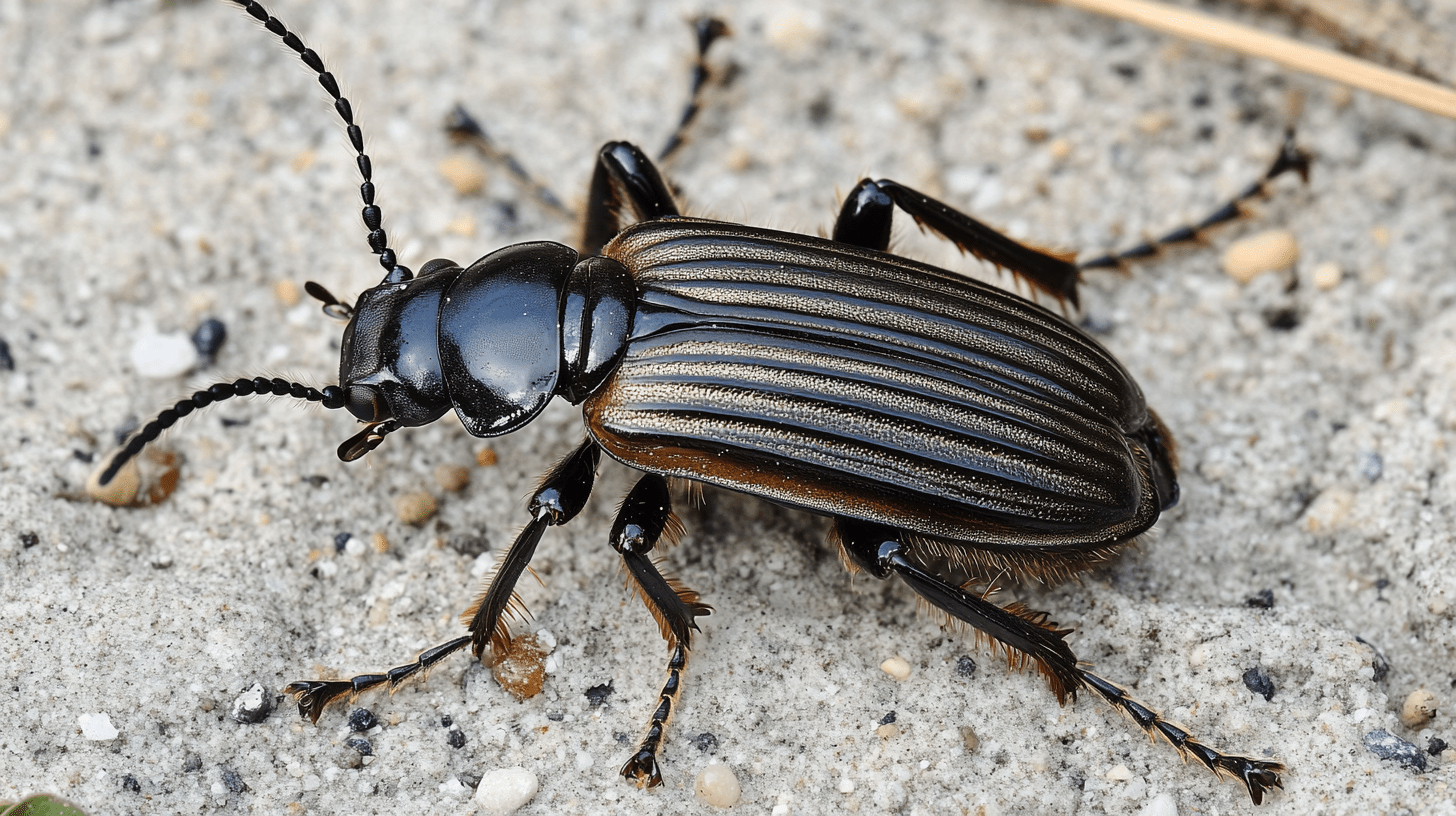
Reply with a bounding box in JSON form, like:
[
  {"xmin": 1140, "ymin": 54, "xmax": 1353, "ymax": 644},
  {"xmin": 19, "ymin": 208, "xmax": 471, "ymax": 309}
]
[{"xmin": 344, "ymin": 384, "xmax": 386, "ymax": 423}]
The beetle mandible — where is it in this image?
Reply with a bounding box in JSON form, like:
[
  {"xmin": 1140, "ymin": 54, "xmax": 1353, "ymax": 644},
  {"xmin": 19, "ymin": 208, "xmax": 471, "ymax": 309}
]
[{"xmin": 94, "ymin": 0, "xmax": 1308, "ymax": 803}]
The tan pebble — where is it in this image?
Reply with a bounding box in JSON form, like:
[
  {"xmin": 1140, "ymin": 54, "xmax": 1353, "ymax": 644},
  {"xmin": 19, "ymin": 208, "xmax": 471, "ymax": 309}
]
[
  {"xmin": 1136, "ymin": 111, "xmax": 1172, "ymax": 134},
  {"xmin": 1223, "ymin": 229, "xmax": 1299, "ymax": 283},
  {"xmin": 1429, "ymin": 598, "xmax": 1450, "ymax": 617},
  {"xmin": 1400, "ymin": 689, "xmax": 1439, "ymax": 729},
  {"xmin": 1312, "ymin": 261, "xmax": 1342, "ymax": 291},
  {"xmin": 371, "ymin": 532, "xmax": 389, "ymax": 553},
  {"xmin": 493, "ymin": 633, "xmax": 549, "ymax": 700},
  {"xmin": 1105, "ymin": 763, "xmax": 1135, "ymax": 781},
  {"xmin": 395, "ymin": 492, "xmax": 437, "ymax": 525},
  {"xmin": 880, "ymin": 655, "xmax": 912, "ymax": 681},
  {"xmin": 476, "ymin": 446, "xmax": 499, "ymax": 467},
  {"xmin": 87, "ymin": 449, "xmax": 181, "ymax": 507},
  {"xmin": 275, "ymin": 279, "xmax": 300, "ymax": 307},
  {"xmin": 876, "ymin": 723, "xmax": 900, "ymax": 739},
  {"xmin": 291, "ymin": 149, "xmax": 316, "ymax": 173},
  {"xmin": 724, "ymin": 146, "xmax": 752, "ymax": 173},
  {"xmin": 694, "ymin": 762, "xmax": 742, "ymax": 808},
  {"xmin": 87, "ymin": 454, "xmax": 141, "ymax": 507},
  {"xmin": 1047, "ymin": 138, "xmax": 1072, "ymax": 162},
  {"xmin": 1023, "ymin": 126, "xmax": 1049, "ymax": 144},
  {"xmin": 1370, "ymin": 225, "xmax": 1390, "ymax": 247},
  {"xmin": 960, "ymin": 725, "xmax": 980, "ymax": 753},
  {"xmin": 444, "ymin": 215, "xmax": 476, "ymax": 237},
  {"xmin": 434, "ymin": 464, "xmax": 471, "ymax": 493},
  {"xmin": 1303, "ymin": 487, "xmax": 1354, "ymax": 532},
  {"xmin": 438, "ymin": 153, "xmax": 487, "ymax": 196},
  {"xmin": 765, "ymin": 8, "xmax": 822, "ymax": 55}
]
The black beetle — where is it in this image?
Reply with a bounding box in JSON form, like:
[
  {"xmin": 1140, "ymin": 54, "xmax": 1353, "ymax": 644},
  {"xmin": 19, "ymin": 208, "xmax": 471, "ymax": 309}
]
[{"xmin": 95, "ymin": 0, "xmax": 1306, "ymax": 803}]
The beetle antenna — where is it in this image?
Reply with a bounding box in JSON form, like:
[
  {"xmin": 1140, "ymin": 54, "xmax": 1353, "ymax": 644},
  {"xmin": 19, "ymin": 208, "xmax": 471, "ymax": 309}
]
[
  {"xmin": 97, "ymin": 377, "xmax": 347, "ymax": 487},
  {"xmin": 226, "ymin": 0, "xmax": 412, "ymax": 283}
]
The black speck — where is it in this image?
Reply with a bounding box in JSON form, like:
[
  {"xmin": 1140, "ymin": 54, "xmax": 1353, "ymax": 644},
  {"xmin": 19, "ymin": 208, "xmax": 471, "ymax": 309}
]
[
  {"xmin": 807, "ymin": 93, "xmax": 833, "ymax": 126},
  {"xmin": 122, "ymin": 775, "xmax": 141, "ymax": 793},
  {"xmin": 447, "ymin": 728, "xmax": 466, "ymax": 749},
  {"xmin": 880, "ymin": 711, "xmax": 897, "ymax": 725},
  {"xmin": 614, "ymin": 732, "xmax": 632, "ymax": 746},
  {"xmin": 346, "ymin": 737, "xmax": 373, "ymax": 756},
  {"xmin": 333, "ymin": 532, "xmax": 352, "ymax": 553},
  {"xmin": 1364, "ymin": 729, "xmax": 1427, "ymax": 771},
  {"xmin": 1404, "ymin": 132, "xmax": 1429, "ymax": 150},
  {"xmin": 219, "ymin": 417, "xmax": 250, "ymax": 428},
  {"xmin": 183, "ymin": 754, "xmax": 202, "ymax": 773},
  {"xmin": 1242, "ymin": 667, "xmax": 1275, "ymax": 701},
  {"xmin": 20, "ymin": 532, "xmax": 39, "ymax": 549},
  {"xmin": 1264, "ymin": 307, "xmax": 1300, "ymax": 331},
  {"xmin": 348, "ymin": 708, "xmax": 378, "ymax": 732},
  {"xmin": 441, "ymin": 715, "xmax": 453, "ymax": 728},
  {"xmin": 221, "ymin": 766, "xmax": 247, "ymax": 794},
  {"xmin": 956, "ymin": 656, "xmax": 977, "ymax": 678},
  {"xmin": 585, "ymin": 680, "xmax": 614, "ymax": 707},
  {"xmin": 1428, "ymin": 737, "xmax": 1449, "ymax": 755},
  {"xmin": 72, "ymin": 449, "xmax": 95, "ymax": 463},
  {"xmin": 0, "ymin": 337, "xmax": 13, "ymax": 371},
  {"xmin": 546, "ymin": 711, "xmax": 565, "ymax": 722},
  {"xmin": 1356, "ymin": 636, "xmax": 1391, "ymax": 682},
  {"xmin": 301, "ymin": 474, "xmax": 329, "ymax": 488},
  {"xmin": 692, "ymin": 732, "xmax": 718, "ymax": 752},
  {"xmin": 190, "ymin": 318, "xmax": 227, "ymax": 363},
  {"xmin": 1111, "ymin": 63, "xmax": 1139, "ymax": 79},
  {"xmin": 1245, "ymin": 589, "xmax": 1275, "ymax": 609},
  {"xmin": 1190, "ymin": 91, "xmax": 1211, "ymax": 107},
  {"xmin": 1196, "ymin": 123, "xmax": 1216, "ymax": 141}
]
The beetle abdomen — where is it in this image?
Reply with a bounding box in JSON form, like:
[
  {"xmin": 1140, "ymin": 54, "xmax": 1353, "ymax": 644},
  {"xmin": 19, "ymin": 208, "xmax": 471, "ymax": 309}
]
[{"xmin": 588, "ymin": 219, "xmax": 1164, "ymax": 550}]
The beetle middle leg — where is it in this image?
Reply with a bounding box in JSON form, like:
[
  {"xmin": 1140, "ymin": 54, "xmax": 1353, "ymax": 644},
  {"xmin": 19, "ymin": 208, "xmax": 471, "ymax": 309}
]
[
  {"xmin": 833, "ymin": 517, "xmax": 1285, "ymax": 805},
  {"xmin": 608, "ymin": 473, "xmax": 713, "ymax": 787},
  {"xmin": 285, "ymin": 438, "xmax": 601, "ymax": 720}
]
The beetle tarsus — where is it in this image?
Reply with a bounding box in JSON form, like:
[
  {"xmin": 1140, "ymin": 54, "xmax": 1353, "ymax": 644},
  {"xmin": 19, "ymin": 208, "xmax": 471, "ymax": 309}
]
[{"xmin": 619, "ymin": 643, "xmax": 688, "ymax": 788}]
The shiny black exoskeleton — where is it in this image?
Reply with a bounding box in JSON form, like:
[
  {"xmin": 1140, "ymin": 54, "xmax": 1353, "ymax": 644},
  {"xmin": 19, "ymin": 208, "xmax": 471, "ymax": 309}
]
[{"xmin": 97, "ymin": 0, "xmax": 1311, "ymax": 803}]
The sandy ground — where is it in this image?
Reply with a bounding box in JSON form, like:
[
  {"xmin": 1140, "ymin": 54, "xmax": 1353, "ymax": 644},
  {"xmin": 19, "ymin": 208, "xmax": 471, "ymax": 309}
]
[{"xmin": 2, "ymin": 0, "xmax": 1454, "ymax": 813}]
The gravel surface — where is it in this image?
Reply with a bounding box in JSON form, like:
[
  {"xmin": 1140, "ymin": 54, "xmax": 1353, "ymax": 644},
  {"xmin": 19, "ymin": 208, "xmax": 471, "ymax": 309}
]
[{"xmin": 2, "ymin": 0, "xmax": 1454, "ymax": 813}]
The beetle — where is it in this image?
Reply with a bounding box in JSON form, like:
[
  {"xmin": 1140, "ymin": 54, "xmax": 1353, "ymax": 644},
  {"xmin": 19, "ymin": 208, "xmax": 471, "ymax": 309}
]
[{"xmin": 93, "ymin": 0, "xmax": 1307, "ymax": 803}]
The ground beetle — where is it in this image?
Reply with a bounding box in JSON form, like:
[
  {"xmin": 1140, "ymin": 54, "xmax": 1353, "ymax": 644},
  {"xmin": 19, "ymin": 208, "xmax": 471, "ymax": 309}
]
[{"xmin": 97, "ymin": 0, "xmax": 1308, "ymax": 803}]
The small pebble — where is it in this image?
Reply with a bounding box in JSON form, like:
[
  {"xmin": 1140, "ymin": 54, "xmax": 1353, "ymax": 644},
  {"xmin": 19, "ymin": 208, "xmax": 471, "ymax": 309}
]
[
  {"xmin": 230, "ymin": 683, "xmax": 273, "ymax": 724},
  {"xmin": 434, "ymin": 464, "xmax": 471, "ymax": 493},
  {"xmin": 880, "ymin": 655, "xmax": 912, "ymax": 681},
  {"xmin": 492, "ymin": 632, "xmax": 550, "ymax": 700},
  {"xmin": 345, "ymin": 737, "xmax": 373, "ymax": 757},
  {"xmin": 347, "ymin": 708, "xmax": 377, "ymax": 732},
  {"xmin": 1105, "ymin": 763, "xmax": 1135, "ymax": 781},
  {"xmin": 955, "ymin": 655, "xmax": 976, "ymax": 678},
  {"xmin": 1137, "ymin": 792, "xmax": 1179, "ymax": 816},
  {"xmin": 476, "ymin": 446, "xmax": 499, "ymax": 467},
  {"xmin": 0, "ymin": 337, "xmax": 14, "ymax": 370},
  {"xmin": 1312, "ymin": 261, "xmax": 1342, "ymax": 290},
  {"xmin": 87, "ymin": 454, "xmax": 141, "ymax": 507},
  {"xmin": 438, "ymin": 154, "xmax": 487, "ymax": 196},
  {"xmin": 275, "ymin": 279, "xmax": 301, "ymax": 307},
  {"xmin": 694, "ymin": 762, "xmax": 742, "ymax": 808},
  {"xmin": 77, "ymin": 712, "xmax": 119, "ymax": 741},
  {"xmin": 130, "ymin": 332, "xmax": 199, "ymax": 379},
  {"xmin": 692, "ymin": 732, "xmax": 718, "ymax": 752},
  {"xmin": 395, "ymin": 492, "xmax": 437, "ymax": 525},
  {"xmin": 1242, "ymin": 666, "xmax": 1275, "ymax": 701},
  {"xmin": 1364, "ymin": 729, "xmax": 1427, "ymax": 771},
  {"xmin": 190, "ymin": 318, "xmax": 227, "ymax": 363},
  {"xmin": 1245, "ymin": 589, "xmax": 1275, "ymax": 608},
  {"xmin": 960, "ymin": 725, "xmax": 980, "ymax": 753},
  {"xmin": 1400, "ymin": 689, "xmax": 1439, "ymax": 730},
  {"xmin": 585, "ymin": 681, "xmax": 615, "ymax": 707},
  {"xmin": 87, "ymin": 449, "xmax": 181, "ymax": 507},
  {"xmin": 876, "ymin": 723, "xmax": 900, "ymax": 739},
  {"xmin": 473, "ymin": 767, "xmax": 539, "ymax": 814},
  {"xmin": 1222, "ymin": 229, "xmax": 1299, "ymax": 283}
]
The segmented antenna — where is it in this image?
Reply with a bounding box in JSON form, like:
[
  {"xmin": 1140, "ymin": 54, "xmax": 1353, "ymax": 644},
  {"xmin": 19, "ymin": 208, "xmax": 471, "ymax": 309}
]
[
  {"xmin": 227, "ymin": 0, "xmax": 412, "ymax": 281},
  {"xmin": 97, "ymin": 378, "xmax": 346, "ymax": 487}
]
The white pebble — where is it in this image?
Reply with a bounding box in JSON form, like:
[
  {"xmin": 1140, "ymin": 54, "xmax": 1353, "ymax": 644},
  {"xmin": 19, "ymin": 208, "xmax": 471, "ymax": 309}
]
[
  {"xmin": 130, "ymin": 332, "xmax": 199, "ymax": 379},
  {"xmin": 694, "ymin": 762, "xmax": 742, "ymax": 808},
  {"xmin": 473, "ymin": 767, "xmax": 538, "ymax": 814},
  {"xmin": 1105, "ymin": 763, "xmax": 1135, "ymax": 781},
  {"xmin": 1138, "ymin": 792, "xmax": 1179, "ymax": 816},
  {"xmin": 879, "ymin": 655, "xmax": 912, "ymax": 681},
  {"xmin": 77, "ymin": 712, "xmax": 119, "ymax": 740},
  {"xmin": 1311, "ymin": 260, "xmax": 1342, "ymax": 290}
]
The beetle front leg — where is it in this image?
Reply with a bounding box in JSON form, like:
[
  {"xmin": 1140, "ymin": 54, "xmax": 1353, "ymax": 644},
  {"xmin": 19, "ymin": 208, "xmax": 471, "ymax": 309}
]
[
  {"xmin": 286, "ymin": 438, "xmax": 600, "ymax": 722},
  {"xmin": 609, "ymin": 474, "xmax": 713, "ymax": 787},
  {"xmin": 833, "ymin": 517, "xmax": 1284, "ymax": 805}
]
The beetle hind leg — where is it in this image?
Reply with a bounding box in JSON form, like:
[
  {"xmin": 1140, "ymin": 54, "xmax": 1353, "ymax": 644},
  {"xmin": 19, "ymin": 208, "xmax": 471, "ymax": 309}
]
[
  {"xmin": 834, "ymin": 517, "xmax": 1284, "ymax": 804},
  {"xmin": 610, "ymin": 474, "xmax": 713, "ymax": 787}
]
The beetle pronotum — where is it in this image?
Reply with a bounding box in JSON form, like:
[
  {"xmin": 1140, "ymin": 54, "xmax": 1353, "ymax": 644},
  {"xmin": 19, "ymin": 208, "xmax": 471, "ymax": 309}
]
[{"xmin": 86, "ymin": 0, "xmax": 1317, "ymax": 805}]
